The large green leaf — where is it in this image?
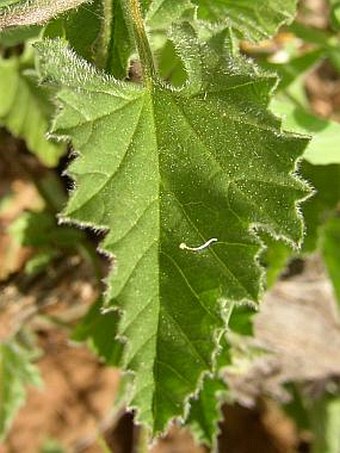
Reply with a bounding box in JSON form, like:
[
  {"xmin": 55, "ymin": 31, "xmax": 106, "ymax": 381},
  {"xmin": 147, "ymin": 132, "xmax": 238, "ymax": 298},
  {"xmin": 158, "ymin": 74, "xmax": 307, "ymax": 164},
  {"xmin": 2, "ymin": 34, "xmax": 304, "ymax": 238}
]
[
  {"xmin": 0, "ymin": 341, "xmax": 41, "ymax": 440},
  {"xmin": 35, "ymin": 24, "xmax": 309, "ymax": 432},
  {"xmin": 0, "ymin": 51, "xmax": 65, "ymax": 167},
  {"xmin": 194, "ymin": 0, "xmax": 298, "ymax": 41}
]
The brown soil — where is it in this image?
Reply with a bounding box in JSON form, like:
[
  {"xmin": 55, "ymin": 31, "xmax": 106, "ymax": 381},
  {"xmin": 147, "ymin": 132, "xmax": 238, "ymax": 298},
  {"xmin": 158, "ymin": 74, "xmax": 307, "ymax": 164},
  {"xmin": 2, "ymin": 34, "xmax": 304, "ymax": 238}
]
[{"xmin": 4, "ymin": 329, "xmax": 121, "ymax": 453}]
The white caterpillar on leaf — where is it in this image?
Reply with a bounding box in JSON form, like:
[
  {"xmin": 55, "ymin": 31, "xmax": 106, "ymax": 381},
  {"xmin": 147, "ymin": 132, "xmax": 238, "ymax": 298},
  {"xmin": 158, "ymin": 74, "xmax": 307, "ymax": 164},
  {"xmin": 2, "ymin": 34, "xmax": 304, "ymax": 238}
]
[{"xmin": 179, "ymin": 238, "xmax": 218, "ymax": 252}]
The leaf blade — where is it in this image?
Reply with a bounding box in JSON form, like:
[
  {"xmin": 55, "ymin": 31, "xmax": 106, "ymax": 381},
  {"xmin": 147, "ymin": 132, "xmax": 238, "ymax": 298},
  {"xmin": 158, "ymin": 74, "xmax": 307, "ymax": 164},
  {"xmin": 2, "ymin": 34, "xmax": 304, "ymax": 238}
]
[{"xmin": 35, "ymin": 26, "xmax": 310, "ymax": 432}]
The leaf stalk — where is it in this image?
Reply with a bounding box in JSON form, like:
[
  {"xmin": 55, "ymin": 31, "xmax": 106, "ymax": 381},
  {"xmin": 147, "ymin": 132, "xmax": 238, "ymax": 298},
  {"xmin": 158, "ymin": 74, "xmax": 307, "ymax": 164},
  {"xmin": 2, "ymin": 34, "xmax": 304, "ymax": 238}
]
[
  {"xmin": 126, "ymin": 0, "xmax": 156, "ymax": 88},
  {"xmin": 96, "ymin": 0, "xmax": 113, "ymax": 69}
]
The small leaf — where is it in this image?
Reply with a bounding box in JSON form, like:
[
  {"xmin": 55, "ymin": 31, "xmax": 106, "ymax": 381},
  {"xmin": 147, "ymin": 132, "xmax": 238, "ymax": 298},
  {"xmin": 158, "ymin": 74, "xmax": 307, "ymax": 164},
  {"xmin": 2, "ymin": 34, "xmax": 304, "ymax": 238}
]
[
  {"xmin": 0, "ymin": 51, "xmax": 65, "ymax": 167},
  {"xmin": 0, "ymin": 0, "xmax": 90, "ymax": 30},
  {"xmin": 194, "ymin": 0, "xmax": 298, "ymax": 41},
  {"xmin": 72, "ymin": 298, "xmax": 123, "ymax": 365},
  {"xmin": 145, "ymin": 0, "xmax": 195, "ymax": 30},
  {"xmin": 0, "ymin": 341, "xmax": 42, "ymax": 440},
  {"xmin": 9, "ymin": 211, "xmax": 84, "ymax": 248},
  {"xmin": 187, "ymin": 333, "xmax": 231, "ymax": 448},
  {"xmin": 187, "ymin": 376, "xmax": 226, "ymax": 448},
  {"xmin": 104, "ymin": 0, "xmax": 135, "ymax": 78},
  {"xmin": 0, "ymin": 24, "xmax": 41, "ymax": 45},
  {"xmin": 44, "ymin": 2, "xmax": 103, "ymax": 64},
  {"xmin": 260, "ymin": 232, "xmax": 291, "ymax": 287},
  {"xmin": 35, "ymin": 24, "xmax": 309, "ymax": 432}
]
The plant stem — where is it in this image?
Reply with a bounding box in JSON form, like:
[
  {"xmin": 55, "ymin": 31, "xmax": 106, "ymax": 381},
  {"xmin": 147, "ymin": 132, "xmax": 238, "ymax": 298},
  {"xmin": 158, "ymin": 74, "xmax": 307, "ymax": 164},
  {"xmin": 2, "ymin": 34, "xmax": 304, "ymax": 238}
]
[
  {"xmin": 96, "ymin": 0, "xmax": 113, "ymax": 69},
  {"xmin": 126, "ymin": 0, "xmax": 156, "ymax": 88}
]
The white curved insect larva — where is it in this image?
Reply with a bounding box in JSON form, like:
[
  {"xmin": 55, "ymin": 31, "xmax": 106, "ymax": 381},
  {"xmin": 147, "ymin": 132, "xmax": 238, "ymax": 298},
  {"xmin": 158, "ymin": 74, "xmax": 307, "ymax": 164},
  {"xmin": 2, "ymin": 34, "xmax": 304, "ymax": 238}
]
[{"xmin": 179, "ymin": 237, "xmax": 218, "ymax": 252}]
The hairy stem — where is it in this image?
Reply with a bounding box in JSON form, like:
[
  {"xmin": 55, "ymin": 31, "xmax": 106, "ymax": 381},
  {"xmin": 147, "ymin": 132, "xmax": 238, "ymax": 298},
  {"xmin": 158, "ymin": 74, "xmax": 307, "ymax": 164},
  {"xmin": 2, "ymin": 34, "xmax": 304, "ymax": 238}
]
[
  {"xmin": 125, "ymin": 0, "xmax": 156, "ymax": 87},
  {"xmin": 96, "ymin": 0, "xmax": 113, "ymax": 69}
]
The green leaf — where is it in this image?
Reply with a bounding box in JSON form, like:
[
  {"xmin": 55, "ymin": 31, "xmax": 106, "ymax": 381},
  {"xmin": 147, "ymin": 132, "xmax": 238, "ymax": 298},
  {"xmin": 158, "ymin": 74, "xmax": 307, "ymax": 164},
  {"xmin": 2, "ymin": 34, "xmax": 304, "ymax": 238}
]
[
  {"xmin": 0, "ymin": 0, "xmax": 90, "ymax": 30},
  {"xmin": 44, "ymin": 1, "xmax": 135, "ymax": 78},
  {"xmin": 300, "ymin": 162, "xmax": 340, "ymax": 252},
  {"xmin": 187, "ymin": 333, "xmax": 231, "ymax": 447},
  {"xmin": 9, "ymin": 211, "xmax": 84, "ymax": 248},
  {"xmin": 309, "ymin": 392, "xmax": 340, "ymax": 453},
  {"xmin": 44, "ymin": 2, "xmax": 103, "ymax": 65},
  {"xmin": 42, "ymin": 0, "xmax": 195, "ymax": 79},
  {"xmin": 106, "ymin": 0, "xmax": 195, "ymax": 78},
  {"xmin": 145, "ymin": 0, "xmax": 195, "ymax": 30},
  {"xmin": 330, "ymin": 1, "xmax": 340, "ymax": 31},
  {"xmin": 187, "ymin": 376, "xmax": 226, "ymax": 447},
  {"xmin": 321, "ymin": 217, "xmax": 340, "ymax": 305},
  {"xmin": 0, "ymin": 0, "xmax": 23, "ymax": 7},
  {"xmin": 35, "ymin": 24, "xmax": 309, "ymax": 432},
  {"xmin": 0, "ymin": 24, "xmax": 41, "ymax": 45},
  {"xmin": 195, "ymin": 0, "xmax": 298, "ymax": 41},
  {"xmin": 288, "ymin": 22, "xmax": 332, "ymax": 47},
  {"xmin": 260, "ymin": 232, "xmax": 292, "ymax": 287},
  {"xmin": 24, "ymin": 249, "xmax": 58, "ymax": 275},
  {"xmin": 271, "ymin": 97, "xmax": 340, "ymax": 165},
  {"xmin": 156, "ymin": 38, "xmax": 187, "ymax": 87},
  {"xmin": 72, "ymin": 298, "xmax": 123, "ymax": 365},
  {"xmin": 104, "ymin": 0, "xmax": 135, "ymax": 78},
  {"xmin": 0, "ymin": 341, "xmax": 42, "ymax": 440},
  {"xmin": 262, "ymin": 48, "xmax": 325, "ymax": 91},
  {"xmin": 0, "ymin": 51, "xmax": 65, "ymax": 167}
]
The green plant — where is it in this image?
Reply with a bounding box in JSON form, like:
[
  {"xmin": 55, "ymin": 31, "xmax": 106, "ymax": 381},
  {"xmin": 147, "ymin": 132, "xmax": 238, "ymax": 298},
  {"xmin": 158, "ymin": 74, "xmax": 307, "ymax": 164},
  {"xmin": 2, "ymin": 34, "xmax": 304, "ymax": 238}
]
[{"xmin": 0, "ymin": 0, "xmax": 340, "ymax": 450}]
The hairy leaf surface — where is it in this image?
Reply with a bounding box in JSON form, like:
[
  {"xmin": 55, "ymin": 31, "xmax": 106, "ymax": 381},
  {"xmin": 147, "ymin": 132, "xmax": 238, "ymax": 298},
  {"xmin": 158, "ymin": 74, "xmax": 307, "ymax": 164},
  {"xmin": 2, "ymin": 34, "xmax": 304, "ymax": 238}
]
[
  {"xmin": 36, "ymin": 24, "xmax": 309, "ymax": 432},
  {"xmin": 0, "ymin": 0, "xmax": 89, "ymax": 30},
  {"xmin": 195, "ymin": 0, "xmax": 298, "ymax": 41}
]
